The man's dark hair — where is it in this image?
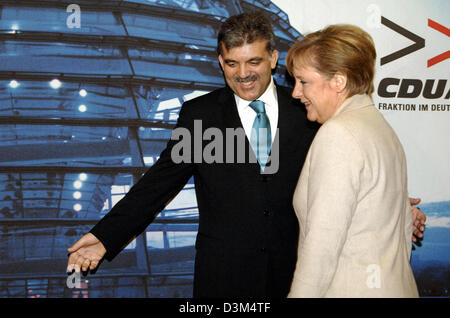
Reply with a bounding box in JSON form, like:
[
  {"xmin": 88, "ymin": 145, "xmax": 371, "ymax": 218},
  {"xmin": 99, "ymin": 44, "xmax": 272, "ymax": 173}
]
[{"xmin": 217, "ymin": 11, "xmax": 276, "ymax": 56}]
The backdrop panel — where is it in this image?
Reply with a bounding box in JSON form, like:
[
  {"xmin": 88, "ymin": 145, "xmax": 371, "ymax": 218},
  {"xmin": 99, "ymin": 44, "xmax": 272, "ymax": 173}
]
[{"xmin": 273, "ymin": 0, "xmax": 449, "ymax": 297}]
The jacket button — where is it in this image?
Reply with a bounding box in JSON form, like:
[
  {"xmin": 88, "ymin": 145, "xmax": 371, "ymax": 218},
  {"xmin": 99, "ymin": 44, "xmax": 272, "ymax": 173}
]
[
  {"xmin": 264, "ymin": 210, "xmax": 270, "ymax": 216},
  {"xmin": 260, "ymin": 248, "xmax": 266, "ymax": 252}
]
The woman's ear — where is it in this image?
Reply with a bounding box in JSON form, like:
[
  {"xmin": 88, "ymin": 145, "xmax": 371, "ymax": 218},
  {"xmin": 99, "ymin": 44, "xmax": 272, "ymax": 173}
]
[{"xmin": 332, "ymin": 72, "xmax": 347, "ymax": 93}]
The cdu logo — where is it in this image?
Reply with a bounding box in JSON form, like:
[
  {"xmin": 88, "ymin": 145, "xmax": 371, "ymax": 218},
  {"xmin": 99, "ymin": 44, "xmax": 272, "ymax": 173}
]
[
  {"xmin": 377, "ymin": 17, "xmax": 450, "ymax": 100},
  {"xmin": 381, "ymin": 16, "xmax": 449, "ymax": 67}
]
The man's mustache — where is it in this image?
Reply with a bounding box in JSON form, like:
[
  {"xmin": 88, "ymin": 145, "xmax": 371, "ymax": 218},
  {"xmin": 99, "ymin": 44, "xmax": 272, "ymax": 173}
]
[{"xmin": 234, "ymin": 75, "xmax": 259, "ymax": 83}]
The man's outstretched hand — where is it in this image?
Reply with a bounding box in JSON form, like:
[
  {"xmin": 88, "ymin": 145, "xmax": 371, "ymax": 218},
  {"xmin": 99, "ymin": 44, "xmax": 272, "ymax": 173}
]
[{"xmin": 67, "ymin": 233, "xmax": 106, "ymax": 273}]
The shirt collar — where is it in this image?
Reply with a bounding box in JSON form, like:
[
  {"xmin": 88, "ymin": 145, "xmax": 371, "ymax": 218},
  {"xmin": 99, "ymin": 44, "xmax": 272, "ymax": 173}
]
[{"xmin": 234, "ymin": 77, "xmax": 277, "ymax": 111}]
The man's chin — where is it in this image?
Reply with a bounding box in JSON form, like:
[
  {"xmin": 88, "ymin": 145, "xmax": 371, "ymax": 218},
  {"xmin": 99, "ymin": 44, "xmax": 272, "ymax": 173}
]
[{"xmin": 235, "ymin": 89, "xmax": 261, "ymax": 101}]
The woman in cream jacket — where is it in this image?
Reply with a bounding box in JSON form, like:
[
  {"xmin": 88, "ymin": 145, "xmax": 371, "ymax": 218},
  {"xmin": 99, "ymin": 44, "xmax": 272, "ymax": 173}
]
[{"xmin": 286, "ymin": 24, "xmax": 418, "ymax": 297}]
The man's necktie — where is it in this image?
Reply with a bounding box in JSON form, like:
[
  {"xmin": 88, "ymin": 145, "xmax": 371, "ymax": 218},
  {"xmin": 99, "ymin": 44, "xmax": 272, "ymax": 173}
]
[{"xmin": 249, "ymin": 100, "xmax": 271, "ymax": 168}]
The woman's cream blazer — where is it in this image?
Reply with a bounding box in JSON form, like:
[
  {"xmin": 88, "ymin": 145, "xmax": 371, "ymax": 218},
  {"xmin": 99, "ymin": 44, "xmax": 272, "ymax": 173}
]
[{"xmin": 288, "ymin": 94, "xmax": 419, "ymax": 297}]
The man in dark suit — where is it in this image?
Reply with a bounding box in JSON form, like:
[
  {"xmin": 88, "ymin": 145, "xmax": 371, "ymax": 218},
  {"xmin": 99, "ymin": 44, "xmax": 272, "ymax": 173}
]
[{"xmin": 67, "ymin": 11, "xmax": 425, "ymax": 298}]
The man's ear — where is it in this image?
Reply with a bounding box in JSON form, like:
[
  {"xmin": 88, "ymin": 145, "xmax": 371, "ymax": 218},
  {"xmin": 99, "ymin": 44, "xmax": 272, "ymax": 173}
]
[
  {"xmin": 332, "ymin": 72, "xmax": 347, "ymax": 93},
  {"xmin": 270, "ymin": 50, "xmax": 279, "ymax": 69}
]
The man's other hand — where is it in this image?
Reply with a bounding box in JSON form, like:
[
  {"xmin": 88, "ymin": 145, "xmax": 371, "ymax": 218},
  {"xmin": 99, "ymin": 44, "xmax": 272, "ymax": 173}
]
[{"xmin": 409, "ymin": 198, "xmax": 426, "ymax": 243}]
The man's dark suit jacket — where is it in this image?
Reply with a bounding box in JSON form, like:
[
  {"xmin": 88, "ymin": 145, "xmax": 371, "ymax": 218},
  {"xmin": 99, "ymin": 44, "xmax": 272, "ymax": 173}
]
[{"xmin": 90, "ymin": 84, "xmax": 318, "ymax": 297}]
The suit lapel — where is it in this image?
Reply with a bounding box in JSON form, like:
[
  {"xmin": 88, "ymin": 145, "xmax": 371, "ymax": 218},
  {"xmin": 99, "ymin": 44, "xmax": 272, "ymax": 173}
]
[
  {"xmin": 218, "ymin": 86, "xmax": 244, "ymax": 130},
  {"xmin": 217, "ymin": 86, "xmax": 261, "ymax": 169},
  {"xmin": 216, "ymin": 84, "xmax": 303, "ymax": 172}
]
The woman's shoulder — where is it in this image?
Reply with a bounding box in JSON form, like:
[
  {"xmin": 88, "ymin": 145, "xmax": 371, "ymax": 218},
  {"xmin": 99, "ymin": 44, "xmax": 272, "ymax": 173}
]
[{"xmin": 324, "ymin": 104, "xmax": 382, "ymax": 137}]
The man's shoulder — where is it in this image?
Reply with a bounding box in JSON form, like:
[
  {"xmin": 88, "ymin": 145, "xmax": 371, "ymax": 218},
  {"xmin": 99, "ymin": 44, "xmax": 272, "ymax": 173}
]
[
  {"xmin": 275, "ymin": 84, "xmax": 293, "ymax": 97},
  {"xmin": 176, "ymin": 87, "xmax": 228, "ymax": 119},
  {"xmin": 184, "ymin": 86, "xmax": 229, "ymax": 105},
  {"xmin": 178, "ymin": 86, "xmax": 228, "ymax": 116},
  {"xmin": 275, "ymin": 84, "xmax": 299, "ymax": 108}
]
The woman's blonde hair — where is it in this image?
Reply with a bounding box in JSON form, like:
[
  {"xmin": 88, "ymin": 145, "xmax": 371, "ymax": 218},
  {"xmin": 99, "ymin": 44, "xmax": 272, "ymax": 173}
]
[{"xmin": 286, "ymin": 24, "xmax": 377, "ymax": 96}]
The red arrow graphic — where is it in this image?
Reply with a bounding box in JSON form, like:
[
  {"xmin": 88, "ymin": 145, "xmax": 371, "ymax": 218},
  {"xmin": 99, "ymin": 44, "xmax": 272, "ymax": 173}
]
[{"xmin": 428, "ymin": 19, "xmax": 450, "ymax": 67}]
